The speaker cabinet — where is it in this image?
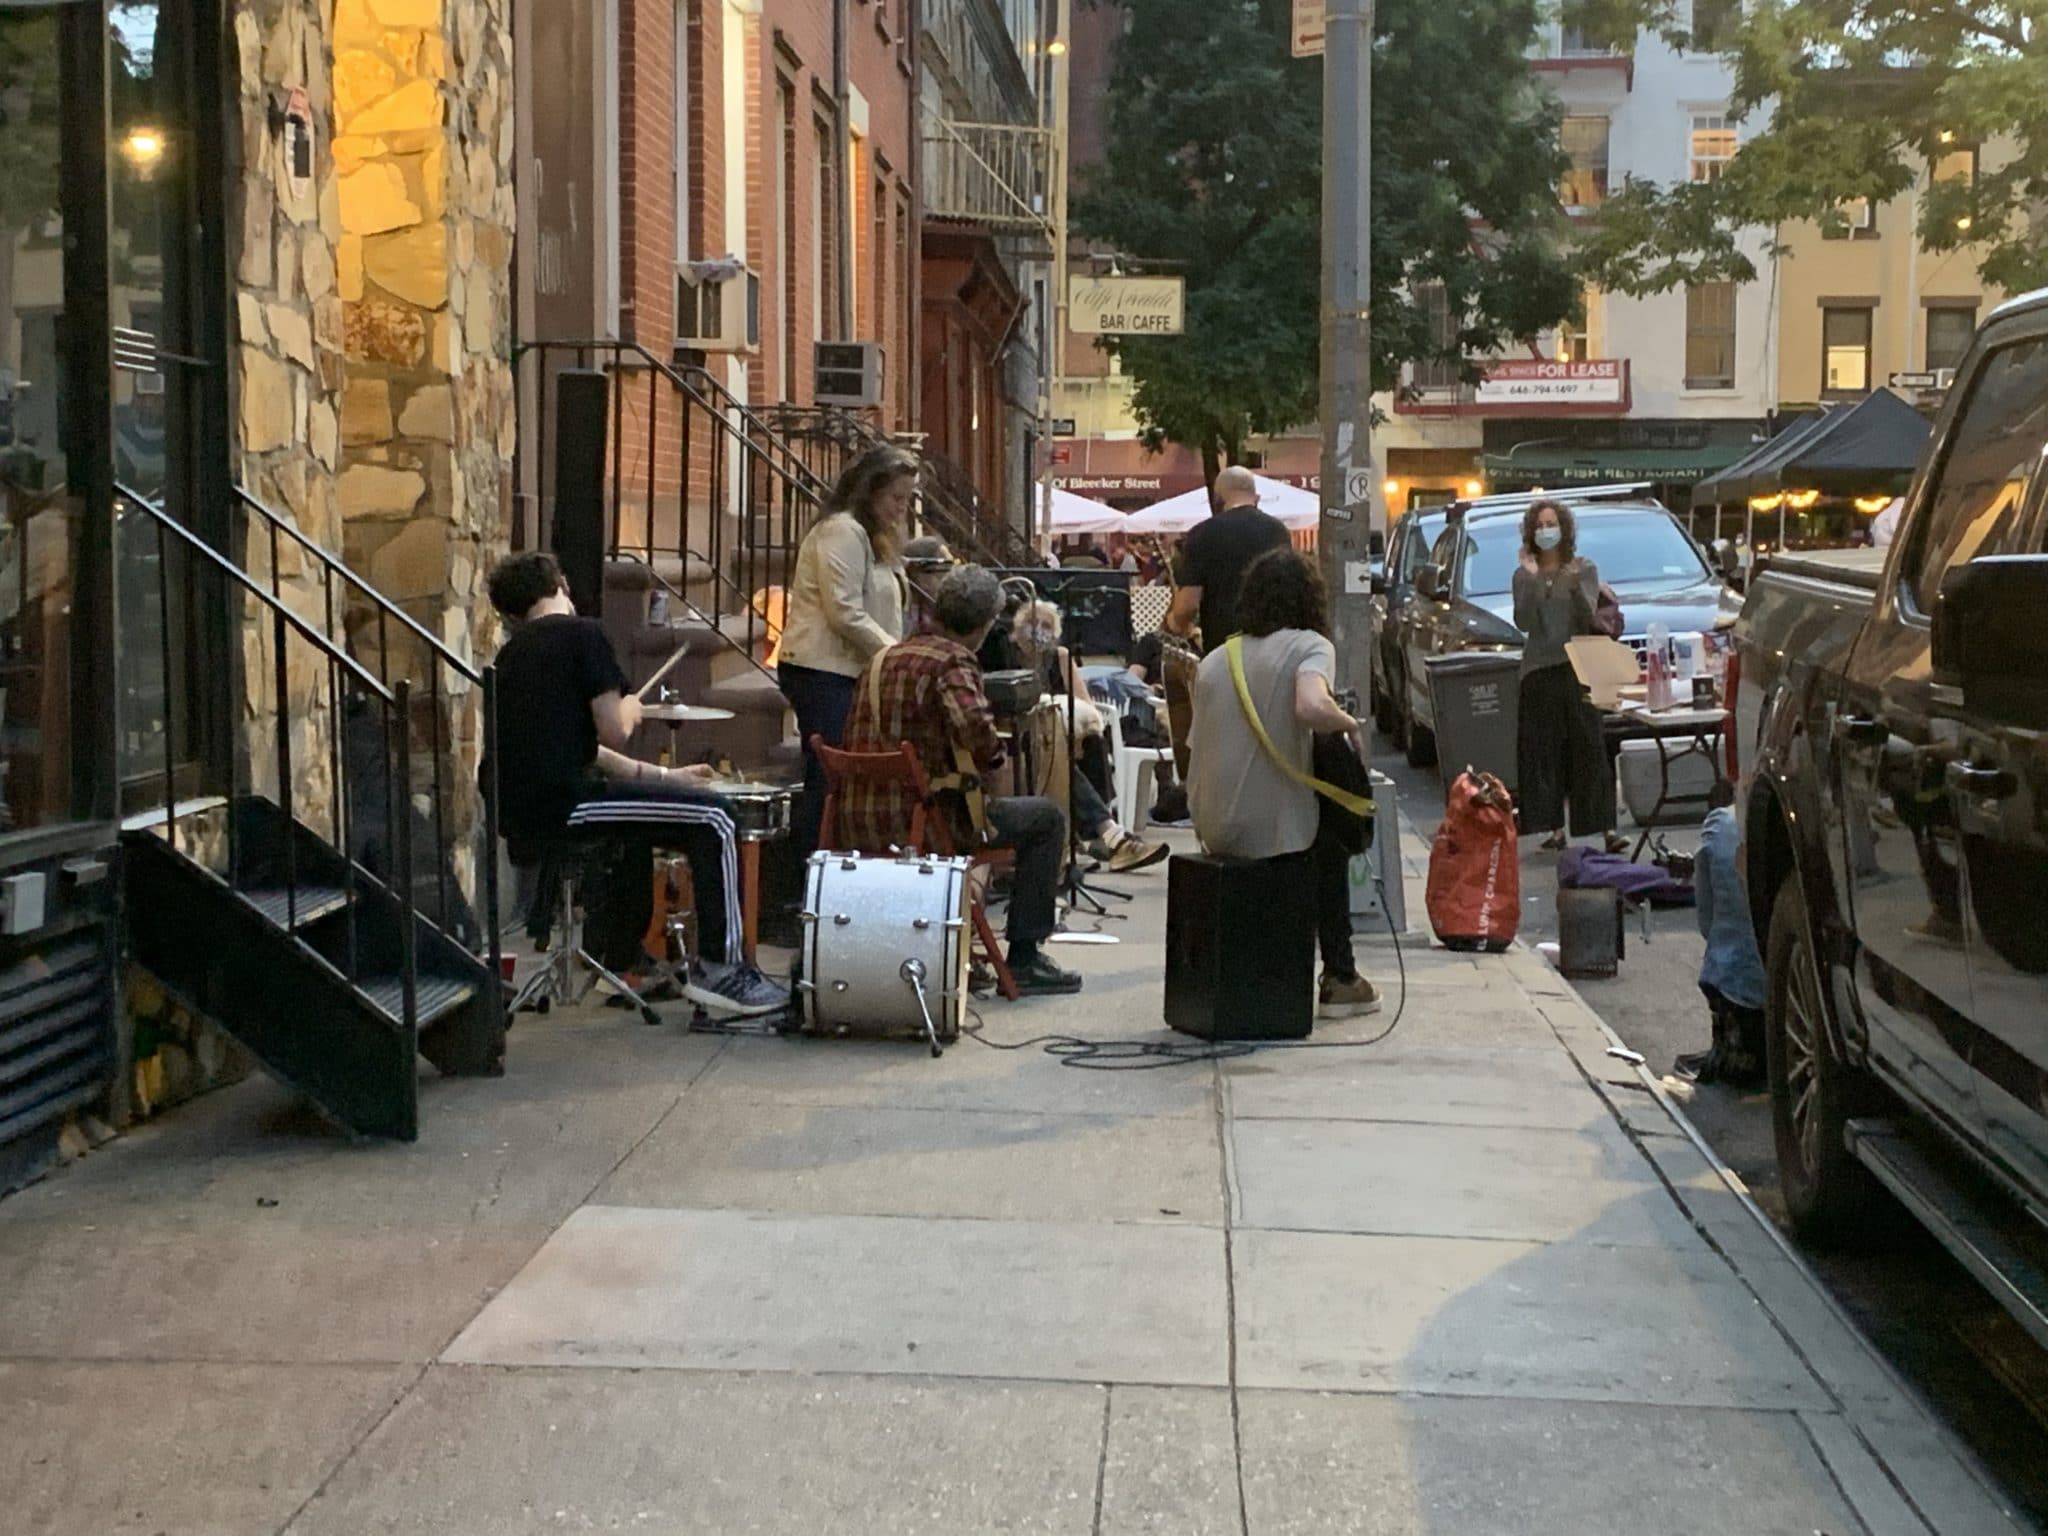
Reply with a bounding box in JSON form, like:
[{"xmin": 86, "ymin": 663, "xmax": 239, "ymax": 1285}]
[
  {"xmin": 1164, "ymin": 852, "xmax": 1315, "ymax": 1041},
  {"xmin": 551, "ymin": 368, "xmax": 609, "ymax": 615}
]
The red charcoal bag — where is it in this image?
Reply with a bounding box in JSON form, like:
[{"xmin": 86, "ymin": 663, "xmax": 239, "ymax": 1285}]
[{"xmin": 1426, "ymin": 770, "xmax": 1521, "ymax": 953}]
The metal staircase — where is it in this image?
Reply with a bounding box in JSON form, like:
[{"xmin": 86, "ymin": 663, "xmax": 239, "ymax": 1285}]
[
  {"xmin": 760, "ymin": 402, "xmax": 1035, "ymax": 569},
  {"xmin": 116, "ymin": 486, "xmax": 502, "ymax": 1141}
]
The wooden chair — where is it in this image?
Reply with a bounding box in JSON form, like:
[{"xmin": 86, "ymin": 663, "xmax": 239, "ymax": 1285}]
[{"xmin": 812, "ymin": 736, "xmax": 1019, "ymax": 1002}]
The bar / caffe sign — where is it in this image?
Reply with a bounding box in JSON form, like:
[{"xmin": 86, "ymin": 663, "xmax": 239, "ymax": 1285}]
[{"xmin": 1069, "ymin": 276, "xmax": 1186, "ymax": 336}]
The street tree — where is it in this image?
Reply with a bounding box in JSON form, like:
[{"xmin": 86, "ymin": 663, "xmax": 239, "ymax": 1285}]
[
  {"xmin": 1073, "ymin": 0, "xmax": 1582, "ymax": 485},
  {"xmin": 1565, "ymin": 0, "xmax": 2048, "ymax": 294}
]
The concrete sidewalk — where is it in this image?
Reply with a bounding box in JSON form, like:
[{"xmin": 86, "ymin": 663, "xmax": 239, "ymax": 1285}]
[{"xmin": 0, "ymin": 824, "xmax": 2027, "ymax": 1534}]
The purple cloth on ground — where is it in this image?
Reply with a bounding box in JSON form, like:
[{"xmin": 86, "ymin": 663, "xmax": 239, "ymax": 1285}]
[{"xmin": 1558, "ymin": 847, "xmax": 1696, "ymax": 907}]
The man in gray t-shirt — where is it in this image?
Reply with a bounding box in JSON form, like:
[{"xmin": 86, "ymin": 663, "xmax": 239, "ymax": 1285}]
[{"xmin": 1188, "ymin": 629, "xmax": 1334, "ymax": 861}]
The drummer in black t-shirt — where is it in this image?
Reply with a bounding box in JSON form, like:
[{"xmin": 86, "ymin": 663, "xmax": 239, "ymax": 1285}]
[{"xmin": 482, "ymin": 552, "xmax": 787, "ymax": 1018}]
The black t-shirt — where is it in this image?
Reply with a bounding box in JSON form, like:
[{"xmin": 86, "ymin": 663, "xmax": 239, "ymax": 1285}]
[
  {"xmin": 483, "ymin": 614, "xmax": 630, "ymax": 838},
  {"xmin": 1177, "ymin": 505, "xmax": 1291, "ymax": 653}
]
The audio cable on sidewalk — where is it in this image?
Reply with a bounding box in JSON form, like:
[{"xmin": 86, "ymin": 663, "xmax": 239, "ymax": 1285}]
[{"xmin": 963, "ymin": 872, "xmax": 1409, "ymax": 1070}]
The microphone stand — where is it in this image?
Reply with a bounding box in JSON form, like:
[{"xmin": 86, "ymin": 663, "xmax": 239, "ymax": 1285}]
[{"xmin": 1049, "ymin": 582, "xmax": 1129, "ymax": 930}]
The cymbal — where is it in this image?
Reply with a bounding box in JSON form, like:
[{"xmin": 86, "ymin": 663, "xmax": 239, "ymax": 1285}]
[{"xmin": 642, "ymin": 703, "xmax": 735, "ymax": 723}]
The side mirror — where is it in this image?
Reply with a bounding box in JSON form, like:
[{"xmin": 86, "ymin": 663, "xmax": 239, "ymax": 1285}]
[
  {"xmin": 1415, "ymin": 565, "xmax": 1446, "ymax": 603},
  {"xmin": 1709, "ymin": 538, "xmax": 1741, "ymax": 582},
  {"xmin": 1369, "ymin": 564, "xmax": 1390, "ymax": 597},
  {"xmin": 1934, "ymin": 556, "xmax": 2048, "ymax": 725}
]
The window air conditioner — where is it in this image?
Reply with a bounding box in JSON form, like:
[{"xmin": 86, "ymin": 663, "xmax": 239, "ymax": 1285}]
[
  {"xmin": 815, "ymin": 341, "xmax": 885, "ymax": 408},
  {"xmin": 676, "ymin": 260, "xmax": 760, "ymax": 354}
]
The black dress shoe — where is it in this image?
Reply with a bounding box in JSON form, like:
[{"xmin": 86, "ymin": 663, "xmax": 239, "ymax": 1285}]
[{"xmin": 1010, "ymin": 952, "xmax": 1083, "ymax": 995}]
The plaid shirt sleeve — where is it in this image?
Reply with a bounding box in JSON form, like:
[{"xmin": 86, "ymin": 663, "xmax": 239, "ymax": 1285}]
[{"xmin": 936, "ymin": 652, "xmax": 1007, "ymax": 777}]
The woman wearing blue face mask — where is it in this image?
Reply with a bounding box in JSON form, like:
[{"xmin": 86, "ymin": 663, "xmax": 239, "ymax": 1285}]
[{"xmin": 1512, "ymin": 500, "xmax": 1621, "ymax": 852}]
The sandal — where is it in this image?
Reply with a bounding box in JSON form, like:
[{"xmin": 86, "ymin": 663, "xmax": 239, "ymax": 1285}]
[
  {"xmin": 1540, "ymin": 831, "xmax": 1567, "ymax": 852},
  {"xmin": 1604, "ymin": 832, "xmax": 1631, "ymax": 855}
]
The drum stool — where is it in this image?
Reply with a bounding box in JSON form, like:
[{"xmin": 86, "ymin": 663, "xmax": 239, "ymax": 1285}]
[{"xmin": 505, "ymin": 832, "xmax": 681, "ymax": 1027}]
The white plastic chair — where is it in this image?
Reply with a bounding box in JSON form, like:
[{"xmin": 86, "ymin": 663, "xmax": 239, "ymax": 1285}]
[{"xmin": 1091, "ymin": 686, "xmax": 1173, "ymax": 834}]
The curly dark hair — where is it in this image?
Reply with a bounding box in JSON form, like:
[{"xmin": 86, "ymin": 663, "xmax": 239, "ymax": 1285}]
[
  {"xmin": 1235, "ymin": 548, "xmax": 1329, "ymax": 639},
  {"xmin": 486, "ymin": 552, "xmax": 566, "ymax": 621},
  {"xmin": 1521, "ymin": 499, "xmax": 1578, "ymax": 563}
]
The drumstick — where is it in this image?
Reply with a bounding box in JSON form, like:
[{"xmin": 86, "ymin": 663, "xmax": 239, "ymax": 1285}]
[{"xmin": 634, "ymin": 643, "xmax": 691, "ymax": 701}]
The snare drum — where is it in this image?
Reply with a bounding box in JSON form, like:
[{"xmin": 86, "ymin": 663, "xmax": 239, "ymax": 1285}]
[
  {"xmin": 710, "ymin": 781, "xmax": 794, "ymax": 841},
  {"xmin": 800, "ymin": 852, "xmax": 970, "ymax": 1040}
]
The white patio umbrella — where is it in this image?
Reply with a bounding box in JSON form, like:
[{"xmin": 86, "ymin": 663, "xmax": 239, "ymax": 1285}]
[
  {"xmin": 1045, "ymin": 487, "xmax": 1124, "ymax": 535},
  {"xmin": 1124, "ymin": 473, "xmax": 1321, "ymax": 533}
]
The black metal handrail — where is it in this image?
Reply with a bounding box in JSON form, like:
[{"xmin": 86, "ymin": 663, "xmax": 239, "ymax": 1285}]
[
  {"xmin": 761, "ymin": 403, "xmax": 1034, "ymax": 568},
  {"xmin": 116, "ymin": 486, "xmax": 419, "ymax": 1029},
  {"xmin": 513, "ymin": 339, "xmax": 827, "ymax": 684},
  {"xmin": 234, "ymin": 484, "xmax": 500, "ymax": 975}
]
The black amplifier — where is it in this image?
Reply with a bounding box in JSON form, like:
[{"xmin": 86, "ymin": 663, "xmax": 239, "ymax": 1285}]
[
  {"xmin": 983, "ymin": 668, "xmax": 1044, "ymax": 718},
  {"xmin": 1164, "ymin": 851, "xmax": 1315, "ymax": 1041}
]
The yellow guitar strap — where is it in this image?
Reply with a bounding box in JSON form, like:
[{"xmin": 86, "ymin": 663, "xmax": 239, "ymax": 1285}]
[{"xmin": 1224, "ymin": 636, "xmax": 1377, "ymax": 820}]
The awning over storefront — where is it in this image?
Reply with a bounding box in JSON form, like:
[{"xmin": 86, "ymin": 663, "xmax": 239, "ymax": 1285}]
[{"xmin": 1482, "ymin": 443, "xmax": 1744, "ymax": 491}]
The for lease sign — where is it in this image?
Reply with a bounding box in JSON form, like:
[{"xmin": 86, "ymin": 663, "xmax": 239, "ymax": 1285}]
[
  {"xmin": 1069, "ymin": 277, "xmax": 1186, "ymax": 336},
  {"xmin": 1473, "ymin": 359, "xmax": 1627, "ymax": 407}
]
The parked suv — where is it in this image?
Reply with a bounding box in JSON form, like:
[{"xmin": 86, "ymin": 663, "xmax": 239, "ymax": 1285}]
[
  {"xmin": 1734, "ymin": 290, "xmax": 2048, "ymax": 1343},
  {"xmin": 1387, "ymin": 489, "xmax": 1740, "ymax": 766}
]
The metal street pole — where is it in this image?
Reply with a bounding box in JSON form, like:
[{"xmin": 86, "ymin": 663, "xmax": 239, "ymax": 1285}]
[
  {"xmin": 1036, "ymin": 0, "xmax": 1073, "ymax": 558},
  {"xmin": 1318, "ymin": 0, "xmax": 1375, "ymax": 711}
]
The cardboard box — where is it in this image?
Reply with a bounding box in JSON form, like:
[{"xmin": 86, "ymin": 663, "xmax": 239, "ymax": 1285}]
[{"xmin": 1565, "ymin": 636, "xmax": 1642, "ymax": 710}]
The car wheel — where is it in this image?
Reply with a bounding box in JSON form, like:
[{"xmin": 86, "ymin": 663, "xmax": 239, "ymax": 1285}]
[
  {"xmin": 1765, "ymin": 869, "xmax": 1900, "ymax": 1248},
  {"xmin": 1373, "ymin": 667, "xmax": 1396, "ymax": 733},
  {"xmin": 1387, "ymin": 672, "xmax": 1410, "ymax": 750}
]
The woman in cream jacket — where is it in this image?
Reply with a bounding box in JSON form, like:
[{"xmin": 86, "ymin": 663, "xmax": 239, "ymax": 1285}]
[{"xmin": 777, "ymin": 443, "xmax": 917, "ymax": 858}]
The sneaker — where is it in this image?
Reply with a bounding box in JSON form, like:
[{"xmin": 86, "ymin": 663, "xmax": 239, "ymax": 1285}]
[
  {"xmin": 1010, "ymin": 951, "xmax": 1084, "ymax": 996},
  {"xmin": 1318, "ymin": 972, "xmax": 1382, "ymax": 1019},
  {"xmin": 1104, "ymin": 835, "xmax": 1169, "ymax": 873},
  {"xmin": 686, "ymin": 960, "xmax": 792, "ymax": 1020}
]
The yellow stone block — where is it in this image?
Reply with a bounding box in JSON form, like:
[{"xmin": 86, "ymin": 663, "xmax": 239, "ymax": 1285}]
[
  {"xmin": 383, "ymin": 29, "xmax": 422, "ymax": 74},
  {"xmin": 366, "ymin": 0, "xmax": 441, "ymax": 27},
  {"xmin": 417, "ymin": 140, "xmax": 446, "ymax": 220},
  {"xmin": 330, "ymin": 134, "xmax": 389, "ymax": 175},
  {"xmin": 365, "ymin": 222, "xmax": 449, "ymax": 309},
  {"xmin": 351, "ymin": 79, "xmax": 442, "ymax": 137},
  {"xmin": 419, "ymin": 33, "xmax": 447, "ymax": 78},
  {"xmin": 342, "ymin": 377, "xmax": 395, "ymax": 447},
  {"xmin": 332, "ymin": 48, "xmax": 397, "ymax": 123},
  {"xmin": 338, "ymin": 161, "xmax": 422, "ymax": 237},
  {"xmin": 333, "ymin": 0, "xmax": 380, "ymax": 43},
  {"xmin": 338, "ymin": 233, "xmax": 365, "ymax": 302}
]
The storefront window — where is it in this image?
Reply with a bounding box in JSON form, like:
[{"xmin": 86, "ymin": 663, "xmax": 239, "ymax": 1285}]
[{"xmin": 0, "ymin": 6, "xmax": 79, "ymax": 832}]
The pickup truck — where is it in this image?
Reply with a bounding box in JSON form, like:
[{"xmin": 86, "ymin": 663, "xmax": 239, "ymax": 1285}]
[{"xmin": 1734, "ymin": 289, "xmax": 2048, "ymax": 1340}]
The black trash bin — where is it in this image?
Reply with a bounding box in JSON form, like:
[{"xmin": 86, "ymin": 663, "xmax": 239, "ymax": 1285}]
[{"xmin": 1424, "ymin": 650, "xmax": 1523, "ymax": 794}]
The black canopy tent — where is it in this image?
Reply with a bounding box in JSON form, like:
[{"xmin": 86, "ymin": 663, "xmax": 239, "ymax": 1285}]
[{"xmin": 1689, "ymin": 393, "xmax": 1930, "ymax": 552}]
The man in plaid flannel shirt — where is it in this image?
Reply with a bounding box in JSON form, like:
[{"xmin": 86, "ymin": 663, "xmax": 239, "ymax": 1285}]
[{"xmin": 843, "ymin": 564, "xmax": 1082, "ymax": 996}]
